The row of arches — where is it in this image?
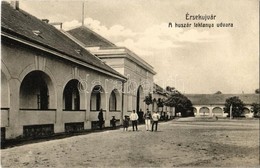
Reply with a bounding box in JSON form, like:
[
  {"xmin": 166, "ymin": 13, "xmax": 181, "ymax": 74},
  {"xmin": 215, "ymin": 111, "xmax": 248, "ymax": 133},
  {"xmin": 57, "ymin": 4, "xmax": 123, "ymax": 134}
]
[
  {"xmin": 2, "ymin": 69, "xmax": 147, "ymax": 113},
  {"xmin": 193, "ymin": 106, "xmax": 251, "ymax": 116},
  {"xmin": 17, "ymin": 71, "xmax": 121, "ymax": 111}
]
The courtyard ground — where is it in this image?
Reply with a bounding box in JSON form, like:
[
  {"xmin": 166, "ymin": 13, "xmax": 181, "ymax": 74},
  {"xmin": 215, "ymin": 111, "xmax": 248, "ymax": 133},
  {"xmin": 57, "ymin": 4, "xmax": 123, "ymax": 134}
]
[{"xmin": 1, "ymin": 119, "xmax": 259, "ymax": 167}]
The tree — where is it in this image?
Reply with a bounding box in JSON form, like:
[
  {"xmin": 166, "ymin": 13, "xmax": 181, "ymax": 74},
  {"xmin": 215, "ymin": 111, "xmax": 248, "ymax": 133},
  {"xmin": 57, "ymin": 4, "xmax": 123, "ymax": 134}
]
[
  {"xmin": 164, "ymin": 92, "xmax": 193, "ymax": 117},
  {"xmin": 144, "ymin": 93, "xmax": 153, "ymax": 109},
  {"xmin": 157, "ymin": 98, "xmax": 164, "ymax": 108},
  {"xmin": 255, "ymin": 89, "xmax": 260, "ymax": 94},
  {"xmin": 251, "ymin": 103, "xmax": 260, "ymax": 117},
  {"xmin": 166, "ymin": 86, "xmax": 180, "ymax": 94},
  {"xmin": 214, "ymin": 91, "xmax": 222, "ymax": 94},
  {"xmin": 223, "ymin": 96, "xmax": 245, "ymax": 117}
]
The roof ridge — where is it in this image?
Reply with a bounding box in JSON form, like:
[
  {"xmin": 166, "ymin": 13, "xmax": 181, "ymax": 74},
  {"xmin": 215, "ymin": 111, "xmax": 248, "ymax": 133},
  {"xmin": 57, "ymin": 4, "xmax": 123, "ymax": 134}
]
[
  {"xmin": 68, "ymin": 26, "xmax": 116, "ymax": 47},
  {"xmin": 1, "ymin": 2, "xmax": 126, "ymax": 80}
]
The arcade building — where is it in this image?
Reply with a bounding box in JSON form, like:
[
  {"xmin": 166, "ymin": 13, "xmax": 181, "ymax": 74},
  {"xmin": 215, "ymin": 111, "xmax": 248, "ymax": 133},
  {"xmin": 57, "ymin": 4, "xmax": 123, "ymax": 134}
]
[{"xmin": 1, "ymin": 1, "xmax": 169, "ymax": 141}]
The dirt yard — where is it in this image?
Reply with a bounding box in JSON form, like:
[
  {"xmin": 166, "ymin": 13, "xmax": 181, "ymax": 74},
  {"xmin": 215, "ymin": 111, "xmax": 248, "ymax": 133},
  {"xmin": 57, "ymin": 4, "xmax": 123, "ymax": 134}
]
[{"xmin": 1, "ymin": 119, "xmax": 259, "ymax": 167}]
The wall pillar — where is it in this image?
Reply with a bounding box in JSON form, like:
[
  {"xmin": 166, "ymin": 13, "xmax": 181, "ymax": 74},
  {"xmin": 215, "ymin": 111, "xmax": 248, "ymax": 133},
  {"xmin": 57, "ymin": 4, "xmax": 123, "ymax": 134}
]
[
  {"xmin": 54, "ymin": 85, "xmax": 64, "ymax": 133},
  {"xmin": 104, "ymin": 92, "xmax": 110, "ymax": 127},
  {"xmin": 85, "ymin": 92, "xmax": 91, "ymax": 129},
  {"xmin": 195, "ymin": 107, "xmax": 200, "ymax": 117},
  {"xmin": 209, "ymin": 106, "xmax": 213, "ymax": 117},
  {"xmin": 6, "ymin": 79, "xmax": 22, "ymax": 139}
]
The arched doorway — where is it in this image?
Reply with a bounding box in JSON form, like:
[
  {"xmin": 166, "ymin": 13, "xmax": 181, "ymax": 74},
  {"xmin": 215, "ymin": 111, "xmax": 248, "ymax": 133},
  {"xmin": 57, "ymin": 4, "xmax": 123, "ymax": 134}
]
[
  {"xmin": 243, "ymin": 107, "xmax": 250, "ymax": 115},
  {"xmin": 109, "ymin": 89, "xmax": 121, "ymax": 111},
  {"xmin": 90, "ymin": 85, "xmax": 106, "ymax": 111},
  {"xmin": 136, "ymin": 85, "xmax": 144, "ymax": 113},
  {"xmin": 212, "ymin": 107, "xmax": 223, "ymax": 116},
  {"xmin": 63, "ymin": 79, "xmax": 81, "ymax": 111},
  {"xmin": 20, "ymin": 71, "xmax": 53, "ymax": 110},
  {"xmin": 199, "ymin": 107, "xmax": 210, "ymax": 116}
]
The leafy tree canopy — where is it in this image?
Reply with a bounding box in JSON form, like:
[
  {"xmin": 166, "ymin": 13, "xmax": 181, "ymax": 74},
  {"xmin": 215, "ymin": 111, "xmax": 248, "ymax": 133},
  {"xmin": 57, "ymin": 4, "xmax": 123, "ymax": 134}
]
[
  {"xmin": 144, "ymin": 93, "xmax": 153, "ymax": 106},
  {"xmin": 156, "ymin": 98, "xmax": 164, "ymax": 107},
  {"xmin": 251, "ymin": 103, "xmax": 260, "ymax": 117},
  {"xmin": 164, "ymin": 91, "xmax": 193, "ymax": 117},
  {"xmin": 223, "ymin": 96, "xmax": 245, "ymax": 117},
  {"xmin": 214, "ymin": 91, "xmax": 222, "ymax": 94}
]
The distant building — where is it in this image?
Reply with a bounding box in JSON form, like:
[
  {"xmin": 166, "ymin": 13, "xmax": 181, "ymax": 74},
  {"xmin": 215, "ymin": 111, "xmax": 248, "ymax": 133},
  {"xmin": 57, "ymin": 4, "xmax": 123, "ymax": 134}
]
[{"xmin": 185, "ymin": 94, "xmax": 259, "ymax": 118}]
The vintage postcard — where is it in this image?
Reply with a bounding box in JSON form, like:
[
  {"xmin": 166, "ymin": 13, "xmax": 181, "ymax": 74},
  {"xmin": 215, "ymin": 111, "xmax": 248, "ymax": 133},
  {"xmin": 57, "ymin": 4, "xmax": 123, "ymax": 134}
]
[{"xmin": 1, "ymin": 0, "xmax": 259, "ymax": 167}]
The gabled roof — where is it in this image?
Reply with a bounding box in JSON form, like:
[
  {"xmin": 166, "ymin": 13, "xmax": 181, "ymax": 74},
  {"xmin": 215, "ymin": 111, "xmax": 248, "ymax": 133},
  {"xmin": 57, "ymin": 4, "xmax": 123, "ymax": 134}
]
[
  {"xmin": 67, "ymin": 26, "xmax": 116, "ymax": 47},
  {"xmin": 67, "ymin": 26, "xmax": 156, "ymax": 75},
  {"xmin": 1, "ymin": 2, "xmax": 126, "ymax": 80},
  {"xmin": 185, "ymin": 94, "xmax": 259, "ymax": 105}
]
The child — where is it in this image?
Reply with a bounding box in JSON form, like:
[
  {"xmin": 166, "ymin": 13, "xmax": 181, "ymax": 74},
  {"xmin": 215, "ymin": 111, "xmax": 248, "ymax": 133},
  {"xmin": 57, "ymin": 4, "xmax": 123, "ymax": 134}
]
[
  {"xmin": 111, "ymin": 116, "xmax": 117, "ymax": 129},
  {"xmin": 123, "ymin": 115, "xmax": 129, "ymax": 131}
]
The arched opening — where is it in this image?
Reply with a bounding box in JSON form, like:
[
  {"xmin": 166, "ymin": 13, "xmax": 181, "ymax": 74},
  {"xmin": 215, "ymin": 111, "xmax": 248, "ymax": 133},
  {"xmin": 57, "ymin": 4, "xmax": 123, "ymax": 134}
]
[
  {"xmin": 243, "ymin": 107, "xmax": 250, "ymax": 114},
  {"xmin": 1, "ymin": 72, "xmax": 9, "ymax": 108},
  {"xmin": 20, "ymin": 71, "xmax": 53, "ymax": 110},
  {"xmin": 109, "ymin": 91, "xmax": 116, "ymax": 111},
  {"xmin": 63, "ymin": 79, "xmax": 81, "ymax": 111},
  {"xmin": 199, "ymin": 107, "xmax": 210, "ymax": 116},
  {"xmin": 136, "ymin": 85, "xmax": 144, "ymax": 113},
  {"xmin": 90, "ymin": 85, "xmax": 105, "ymax": 111},
  {"xmin": 109, "ymin": 89, "xmax": 121, "ymax": 111},
  {"xmin": 193, "ymin": 107, "xmax": 197, "ymax": 115},
  {"xmin": 212, "ymin": 107, "xmax": 223, "ymax": 116}
]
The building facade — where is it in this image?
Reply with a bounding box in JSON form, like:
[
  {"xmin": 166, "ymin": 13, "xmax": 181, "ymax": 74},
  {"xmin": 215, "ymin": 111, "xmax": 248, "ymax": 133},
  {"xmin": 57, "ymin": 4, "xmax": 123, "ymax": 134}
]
[
  {"xmin": 66, "ymin": 26, "xmax": 156, "ymax": 118},
  {"xmin": 185, "ymin": 94, "xmax": 259, "ymax": 118},
  {"xmin": 1, "ymin": 2, "xmax": 127, "ymax": 140}
]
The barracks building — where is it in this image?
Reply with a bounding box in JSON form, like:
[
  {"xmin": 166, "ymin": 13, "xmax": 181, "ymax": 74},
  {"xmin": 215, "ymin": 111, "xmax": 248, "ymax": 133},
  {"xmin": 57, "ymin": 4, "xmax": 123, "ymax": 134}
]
[
  {"xmin": 1, "ymin": 2, "xmax": 257, "ymax": 141},
  {"xmin": 1, "ymin": 1, "xmax": 168, "ymax": 141}
]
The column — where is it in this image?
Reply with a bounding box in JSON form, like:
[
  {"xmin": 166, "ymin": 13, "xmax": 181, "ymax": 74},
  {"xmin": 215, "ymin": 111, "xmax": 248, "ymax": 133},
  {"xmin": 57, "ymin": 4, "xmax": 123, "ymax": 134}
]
[
  {"xmin": 54, "ymin": 85, "xmax": 64, "ymax": 133},
  {"xmin": 6, "ymin": 79, "xmax": 22, "ymax": 139}
]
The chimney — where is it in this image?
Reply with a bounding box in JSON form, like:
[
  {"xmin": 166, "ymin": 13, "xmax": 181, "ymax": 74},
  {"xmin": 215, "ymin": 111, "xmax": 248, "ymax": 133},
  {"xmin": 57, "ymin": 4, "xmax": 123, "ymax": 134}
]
[
  {"xmin": 10, "ymin": 1, "xmax": 19, "ymax": 10},
  {"xmin": 49, "ymin": 22, "xmax": 63, "ymax": 30},
  {"xmin": 42, "ymin": 19, "xmax": 49, "ymax": 24}
]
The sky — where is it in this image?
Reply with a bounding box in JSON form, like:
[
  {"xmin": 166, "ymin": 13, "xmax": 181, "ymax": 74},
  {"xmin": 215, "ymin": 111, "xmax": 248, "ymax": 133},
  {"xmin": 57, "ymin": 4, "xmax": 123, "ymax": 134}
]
[{"xmin": 15, "ymin": 0, "xmax": 259, "ymax": 94}]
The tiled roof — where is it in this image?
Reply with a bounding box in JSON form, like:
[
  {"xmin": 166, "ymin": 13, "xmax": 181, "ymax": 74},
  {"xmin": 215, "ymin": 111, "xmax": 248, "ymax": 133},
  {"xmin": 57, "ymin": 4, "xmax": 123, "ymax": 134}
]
[
  {"xmin": 67, "ymin": 26, "xmax": 116, "ymax": 47},
  {"xmin": 185, "ymin": 94, "xmax": 259, "ymax": 105},
  {"xmin": 153, "ymin": 83, "xmax": 167, "ymax": 95},
  {"xmin": 1, "ymin": 2, "xmax": 125, "ymax": 80},
  {"xmin": 67, "ymin": 26, "xmax": 156, "ymax": 75}
]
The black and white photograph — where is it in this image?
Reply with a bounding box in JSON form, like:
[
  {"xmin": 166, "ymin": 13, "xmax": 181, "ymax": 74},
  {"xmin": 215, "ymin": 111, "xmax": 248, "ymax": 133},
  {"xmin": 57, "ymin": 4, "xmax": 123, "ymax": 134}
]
[{"xmin": 1, "ymin": 0, "xmax": 259, "ymax": 167}]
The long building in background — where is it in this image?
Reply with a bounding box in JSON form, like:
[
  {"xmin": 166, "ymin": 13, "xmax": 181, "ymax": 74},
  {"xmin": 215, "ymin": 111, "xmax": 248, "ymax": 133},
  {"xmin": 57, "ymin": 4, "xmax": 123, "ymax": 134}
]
[{"xmin": 185, "ymin": 94, "xmax": 259, "ymax": 118}]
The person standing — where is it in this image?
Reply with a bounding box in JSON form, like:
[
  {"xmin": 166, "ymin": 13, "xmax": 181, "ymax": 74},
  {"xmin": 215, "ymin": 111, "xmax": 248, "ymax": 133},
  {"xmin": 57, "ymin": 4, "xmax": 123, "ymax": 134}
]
[
  {"xmin": 152, "ymin": 111, "xmax": 160, "ymax": 131},
  {"xmin": 123, "ymin": 115, "xmax": 129, "ymax": 131},
  {"xmin": 143, "ymin": 110, "xmax": 152, "ymax": 131},
  {"xmin": 130, "ymin": 110, "xmax": 138, "ymax": 131},
  {"xmin": 111, "ymin": 116, "xmax": 116, "ymax": 129},
  {"xmin": 98, "ymin": 109, "xmax": 104, "ymax": 130}
]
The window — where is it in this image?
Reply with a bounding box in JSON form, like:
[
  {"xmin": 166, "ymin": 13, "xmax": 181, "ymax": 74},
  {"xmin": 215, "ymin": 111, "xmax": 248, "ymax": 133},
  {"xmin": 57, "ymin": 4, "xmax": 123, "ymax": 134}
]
[
  {"xmin": 63, "ymin": 80, "xmax": 80, "ymax": 111},
  {"xmin": 109, "ymin": 91, "xmax": 117, "ymax": 111}
]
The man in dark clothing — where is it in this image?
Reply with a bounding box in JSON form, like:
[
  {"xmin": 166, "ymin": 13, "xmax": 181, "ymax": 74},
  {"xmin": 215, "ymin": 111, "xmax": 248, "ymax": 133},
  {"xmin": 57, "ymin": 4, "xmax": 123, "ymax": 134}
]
[
  {"xmin": 98, "ymin": 109, "xmax": 104, "ymax": 130},
  {"xmin": 111, "ymin": 116, "xmax": 116, "ymax": 129}
]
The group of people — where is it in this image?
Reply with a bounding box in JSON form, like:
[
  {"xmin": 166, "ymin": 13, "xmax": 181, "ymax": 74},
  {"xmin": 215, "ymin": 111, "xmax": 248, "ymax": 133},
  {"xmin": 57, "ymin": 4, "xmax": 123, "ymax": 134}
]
[
  {"xmin": 123, "ymin": 109, "xmax": 161, "ymax": 132},
  {"xmin": 98, "ymin": 109, "xmax": 161, "ymax": 131}
]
